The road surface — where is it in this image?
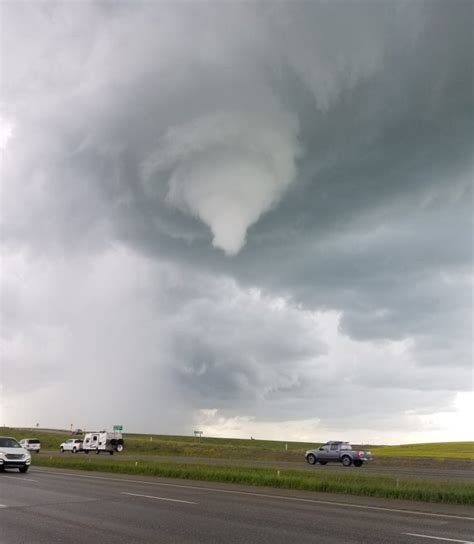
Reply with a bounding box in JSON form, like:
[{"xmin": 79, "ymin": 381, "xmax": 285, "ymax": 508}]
[
  {"xmin": 0, "ymin": 467, "xmax": 472, "ymax": 543},
  {"xmin": 39, "ymin": 450, "xmax": 474, "ymax": 480}
]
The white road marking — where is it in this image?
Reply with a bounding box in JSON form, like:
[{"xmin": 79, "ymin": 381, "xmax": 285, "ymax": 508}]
[
  {"xmin": 404, "ymin": 533, "xmax": 474, "ymax": 543},
  {"xmin": 0, "ymin": 505, "xmax": 7, "ymax": 508},
  {"xmin": 4, "ymin": 476, "xmax": 37, "ymax": 482},
  {"xmin": 121, "ymin": 492, "xmax": 196, "ymax": 504},
  {"xmin": 31, "ymin": 469, "xmax": 474, "ymax": 522}
]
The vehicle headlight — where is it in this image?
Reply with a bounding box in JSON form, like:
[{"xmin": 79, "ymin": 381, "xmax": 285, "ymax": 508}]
[{"xmin": 0, "ymin": 451, "xmax": 5, "ymax": 459}]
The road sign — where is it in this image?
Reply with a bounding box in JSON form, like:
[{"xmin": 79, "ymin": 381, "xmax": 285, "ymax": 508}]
[{"xmin": 113, "ymin": 425, "xmax": 123, "ymax": 431}]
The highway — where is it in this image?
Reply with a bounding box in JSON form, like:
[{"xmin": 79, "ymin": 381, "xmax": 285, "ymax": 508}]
[
  {"xmin": 0, "ymin": 467, "xmax": 473, "ymax": 543},
  {"xmin": 40, "ymin": 450, "xmax": 474, "ymax": 480}
]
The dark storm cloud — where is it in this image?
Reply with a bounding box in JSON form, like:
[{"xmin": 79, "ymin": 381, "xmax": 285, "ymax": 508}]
[{"xmin": 1, "ymin": 1, "xmax": 472, "ymax": 439}]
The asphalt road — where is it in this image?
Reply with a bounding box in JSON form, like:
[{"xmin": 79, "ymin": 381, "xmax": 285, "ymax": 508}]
[
  {"xmin": 40, "ymin": 450, "xmax": 474, "ymax": 480},
  {"xmin": 0, "ymin": 467, "xmax": 473, "ymax": 543}
]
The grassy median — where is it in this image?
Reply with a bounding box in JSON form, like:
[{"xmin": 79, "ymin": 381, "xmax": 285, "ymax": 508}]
[
  {"xmin": 5, "ymin": 428, "xmax": 474, "ymax": 463},
  {"xmin": 32, "ymin": 455, "xmax": 474, "ymax": 505}
]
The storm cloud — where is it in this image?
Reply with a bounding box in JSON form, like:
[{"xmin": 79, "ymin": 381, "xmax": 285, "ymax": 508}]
[{"xmin": 1, "ymin": 1, "xmax": 472, "ymax": 443}]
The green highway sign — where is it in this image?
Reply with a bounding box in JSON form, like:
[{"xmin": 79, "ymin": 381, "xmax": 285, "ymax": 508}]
[{"xmin": 113, "ymin": 425, "xmax": 123, "ymax": 431}]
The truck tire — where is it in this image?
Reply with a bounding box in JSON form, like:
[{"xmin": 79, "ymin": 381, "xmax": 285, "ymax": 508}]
[
  {"xmin": 60, "ymin": 447, "xmax": 64, "ymax": 453},
  {"xmin": 19, "ymin": 466, "xmax": 29, "ymax": 473},
  {"xmin": 319, "ymin": 461, "xmax": 327, "ymax": 465},
  {"xmin": 109, "ymin": 450, "xmax": 114, "ymax": 455},
  {"xmin": 306, "ymin": 454, "xmax": 317, "ymax": 465},
  {"xmin": 354, "ymin": 460, "xmax": 363, "ymax": 467},
  {"xmin": 96, "ymin": 449, "xmax": 100, "ymax": 455},
  {"xmin": 73, "ymin": 447, "xmax": 77, "ymax": 453},
  {"xmin": 342, "ymin": 456, "xmax": 352, "ymax": 467}
]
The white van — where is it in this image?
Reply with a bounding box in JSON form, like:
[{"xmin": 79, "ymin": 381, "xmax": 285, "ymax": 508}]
[{"xmin": 19, "ymin": 438, "xmax": 41, "ymax": 454}]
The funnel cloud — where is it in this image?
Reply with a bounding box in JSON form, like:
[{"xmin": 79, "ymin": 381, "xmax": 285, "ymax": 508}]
[{"xmin": 143, "ymin": 111, "xmax": 301, "ymax": 255}]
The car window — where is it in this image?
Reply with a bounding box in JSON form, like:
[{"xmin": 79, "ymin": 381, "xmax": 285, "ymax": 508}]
[
  {"xmin": 0, "ymin": 437, "xmax": 21, "ymax": 448},
  {"xmin": 330, "ymin": 444, "xmax": 339, "ymax": 451}
]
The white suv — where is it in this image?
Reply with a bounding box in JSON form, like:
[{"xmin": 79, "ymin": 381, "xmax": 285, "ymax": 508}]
[
  {"xmin": 0, "ymin": 437, "xmax": 32, "ymax": 473},
  {"xmin": 19, "ymin": 438, "xmax": 41, "ymax": 454},
  {"xmin": 60, "ymin": 438, "xmax": 84, "ymax": 453}
]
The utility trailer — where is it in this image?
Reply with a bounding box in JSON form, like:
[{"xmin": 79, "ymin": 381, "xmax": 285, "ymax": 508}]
[{"xmin": 81, "ymin": 431, "xmax": 124, "ymax": 455}]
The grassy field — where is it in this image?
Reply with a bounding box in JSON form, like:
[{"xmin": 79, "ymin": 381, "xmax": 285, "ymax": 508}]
[
  {"xmin": 371, "ymin": 442, "xmax": 474, "ymax": 459},
  {"xmin": 31, "ymin": 455, "xmax": 474, "ymax": 505},
  {"xmin": 3, "ymin": 428, "xmax": 474, "ymax": 461}
]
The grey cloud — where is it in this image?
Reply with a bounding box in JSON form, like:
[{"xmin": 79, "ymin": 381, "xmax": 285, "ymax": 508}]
[
  {"xmin": 168, "ymin": 285, "xmax": 325, "ymax": 403},
  {"xmin": 1, "ymin": 1, "xmax": 472, "ymax": 439}
]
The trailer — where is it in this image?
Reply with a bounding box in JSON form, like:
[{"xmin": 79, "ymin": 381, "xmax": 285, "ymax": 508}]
[{"xmin": 82, "ymin": 431, "xmax": 124, "ymax": 455}]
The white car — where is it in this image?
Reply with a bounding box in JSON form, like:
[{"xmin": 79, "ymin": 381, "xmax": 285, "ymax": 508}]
[
  {"xmin": 19, "ymin": 438, "xmax": 41, "ymax": 454},
  {"xmin": 60, "ymin": 438, "xmax": 84, "ymax": 453},
  {"xmin": 0, "ymin": 436, "xmax": 32, "ymax": 473}
]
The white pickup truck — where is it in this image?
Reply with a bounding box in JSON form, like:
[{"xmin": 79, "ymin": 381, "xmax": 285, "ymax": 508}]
[{"xmin": 60, "ymin": 438, "xmax": 84, "ymax": 453}]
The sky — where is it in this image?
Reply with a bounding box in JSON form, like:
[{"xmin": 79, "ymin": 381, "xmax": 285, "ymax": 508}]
[{"xmin": 1, "ymin": 1, "xmax": 472, "ymax": 445}]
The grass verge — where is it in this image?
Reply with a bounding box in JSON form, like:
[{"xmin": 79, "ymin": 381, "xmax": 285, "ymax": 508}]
[
  {"xmin": 6, "ymin": 428, "xmax": 473, "ymax": 463},
  {"xmin": 32, "ymin": 456, "xmax": 474, "ymax": 505}
]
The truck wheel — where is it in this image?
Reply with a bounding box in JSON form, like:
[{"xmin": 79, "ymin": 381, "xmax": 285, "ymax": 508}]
[
  {"xmin": 109, "ymin": 450, "xmax": 114, "ymax": 455},
  {"xmin": 85, "ymin": 450, "xmax": 89, "ymax": 454},
  {"xmin": 342, "ymin": 456, "xmax": 352, "ymax": 467},
  {"xmin": 96, "ymin": 449, "xmax": 100, "ymax": 455},
  {"xmin": 73, "ymin": 447, "xmax": 77, "ymax": 453},
  {"xmin": 306, "ymin": 454, "xmax": 317, "ymax": 465},
  {"xmin": 116, "ymin": 444, "xmax": 124, "ymax": 452},
  {"xmin": 60, "ymin": 447, "xmax": 64, "ymax": 453},
  {"xmin": 19, "ymin": 466, "xmax": 29, "ymax": 473},
  {"xmin": 354, "ymin": 460, "xmax": 363, "ymax": 467},
  {"xmin": 319, "ymin": 461, "xmax": 327, "ymax": 465}
]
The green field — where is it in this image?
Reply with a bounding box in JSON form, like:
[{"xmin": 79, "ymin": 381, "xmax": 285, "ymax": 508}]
[
  {"xmin": 371, "ymin": 442, "xmax": 474, "ymax": 459},
  {"xmin": 3, "ymin": 428, "xmax": 474, "ymax": 461}
]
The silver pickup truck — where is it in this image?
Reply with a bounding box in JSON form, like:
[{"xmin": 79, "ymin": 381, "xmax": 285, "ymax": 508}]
[{"xmin": 305, "ymin": 441, "xmax": 372, "ymax": 467}]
